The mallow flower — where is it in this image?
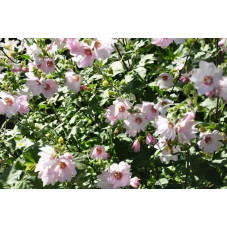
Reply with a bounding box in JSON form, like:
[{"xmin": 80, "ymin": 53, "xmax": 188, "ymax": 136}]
[
  {"xmin": 190, "ymin": 61, "xmax": 223, "ymax": 95},
  {"xmin": 198, "ymin": 130, "xmax": 223, "ymax": 154},
  {"xmin": 153, "ymin": 115, "xmax": 176, "ymax": 141},
  {"xmin": 177, "ymin": 112, "xmax": 199, "ymax": 145},
  {"xmin": 90, "ymin": 145, "xmax": 109, "ymax": 160},
  {"xmin": 156, "ymin": 73, "xmax": 174, "ymax": 89},
  {"xmin": 65, "ymin": 71, "xmax": 82, "ymax": 93},
  {"xmin": 97, "ymin": 161, "xmax": 132, "ymax": 189}
]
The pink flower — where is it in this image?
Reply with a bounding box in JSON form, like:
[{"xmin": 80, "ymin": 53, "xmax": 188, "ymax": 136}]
[
  {"xmin": 153, "ymin": 115, "xmax": 176, "ymax": 141},
  {"xmin": 180, "ymin": 70, "xmax": 194, "ymax": 83},
  {"xmin": 146, "ymin": 133, "xmax": 156, "ymax": 145},
  {"xmin": 136, "ymin": 101, "xmax": 159, "ymax": 121},
  {"xmin": 65, "ymin": 71, "xmax": 82, "ymax": 93},
  {"xmin": 40, "ymin": 59, "xmax": 55, "ymax": 74},
  {"xmin": 156, "ymin": 73, "xmax": 174, "ymax": 89},
  {"xmin": 16, "ymin": 95, "xmax": 30, "ymax": 114},
  {"xmin": 0, "ymin": 92, "xmax": 19, "ymax": 118},
  {"xmin": 53, "ymin": 155, "xmax": 77, "ymax": 183},
  {"xmin": 173, "ymin": 38, "xmax": 185, "ymax": 44},
  {"xmin": 35, "ymin": 146, "xmax": 58, "ymax": 186},
  {"xmin": 130, "ymin": 177, "xmax": 140, "ymax": 189},
  {"xmin": 25, "ymin": 72, "xmax": 43, "ymax": 96},
  {"xmin": 35, "ymin": 146, "xmax": 77, "ymax": 186},
  {"xmin": 104, "ymin": 98, "xmax": 132, "ymax": 125},
  {"xmin": 190, "ymin": 61, "xmax": 223, "ymax": 95},
  {"xmin": 72, "ymin": 42, "xmax": 95, "ymax": 68},
  {"xmin": 91, "ymin": 38, "xmax": 115, "ymax": 60},
  {"xmin": 132, "ymin": 139, "xmax": 140, "ymax": 152},
  {"xmin": 152, "ymin": 38, "xmax": 173, "ymax": 48},
  {"xmin": 198, "ymin": 130, "xmax": 223, "ymax": 154},
  {"xmin": 219, "ymin": 77, "xmax": 227, "ymax": 102},
  {"xmin": 177, "ymin": 112, "xmax": 198, "ymax": 145},
  {"xmin": 90, "ymin": 145, "xmax": 109, "ymax": 160},
  {"xmin": 156, "ymin": 98, "xmax": 174, "ymax": 116},
  {"xmin": 218, "ymin": 38, "xmax": 227, "ymax": 52},
  {"xmin": 97, "ymin": 161, "xmax": 132, "ymax": 189},
  {"xmin": 66, "ymin": 38, "xmax": 83, "ymax": 55},
  {"xmin": 124, "ymin": 113, "xmax": 148, "ymax": 137},
  {"xmin": 41, "ymin": 79, "xmax": 58, "ymax": 99},
  {"xmin": 154, "ymin": 139, "xmax": 181, "ymax": 164}
]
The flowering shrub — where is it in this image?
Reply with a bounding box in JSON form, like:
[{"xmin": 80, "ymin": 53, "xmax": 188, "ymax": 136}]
[{"xmin": 0, "ymin": 38, "xmax": 226, "ymax": 189}]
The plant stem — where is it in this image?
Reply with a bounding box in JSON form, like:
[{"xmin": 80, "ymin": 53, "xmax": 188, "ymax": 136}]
[
  {"xmin": 0, "ymin": 48, "xmax": 17, "ymax": 64},
  {"xmin": 215, "ymin": 38, "xmax": 220, "ymax": 122},
  {"xmin": 170, "ymin": 38, "xmax": 198, "ymax": 93},
  {"xmin": 184, "ymin": 150, "xmax": 190, "ymax": 189},
  {"xmin": 114, "ymin": 43, "xmax": 129, "ymax": 71}
]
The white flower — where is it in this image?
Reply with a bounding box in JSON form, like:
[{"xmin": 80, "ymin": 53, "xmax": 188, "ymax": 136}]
[
  {"xmin": 135, "ymin": 102, "xmax": 159, "ymax": 121},
  {"xmin": 156, "ymin": 98, "xmax": 174, "ymax": 116},
  {"xmin": 172, "ymin": 57, "xmax": 186, "ymax": 72},
  {"xmin": 124, "ymin": 113, "xmax": 148, "ymax": 137},
  {"xmin": 190, "ymin": 61, "xmax": 223, "ymax": 95},
  {"xmin": 16, "ymin": 138, "xmax": 33, "ymax": 149},
  {"xmin": 198, "ymin": 130, "xmax": 223, "ymax": 153},
  {"xmin": 156, "ymin": 73, "xmax": 174, "ymax": 89},
  {"xmin": 153, "ymin": 115, "xmax": 176, "ymax": 141},
  {"xmin": 219, "ymin": 77, "xmax": 227, "ymax": 102},
  {"xmin": 65, "ymin": 71, "xmax": 82, "ymax": 93},
  {"xmin": 154, "ymin": 139, "xmax": 181, "ymax": 164}
]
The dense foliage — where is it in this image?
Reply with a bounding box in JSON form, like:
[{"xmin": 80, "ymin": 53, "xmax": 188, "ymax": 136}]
[{"xmin": 0, "ymin": 38, "xmax": 226, "ymax": 189}]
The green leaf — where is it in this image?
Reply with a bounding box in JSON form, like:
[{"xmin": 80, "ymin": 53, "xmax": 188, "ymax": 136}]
[
  {"xmin": 111, "ymin": 61, "xmax": 124, "ymax": 76},
  {"xmin": 200, "ymin": 98, "xmax": 217, "ymax": 110}
]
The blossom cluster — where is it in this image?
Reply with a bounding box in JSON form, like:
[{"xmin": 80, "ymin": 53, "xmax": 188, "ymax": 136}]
[{"xmin": 35, "ymin": 146, "xmax": 77, "ymax": 186}]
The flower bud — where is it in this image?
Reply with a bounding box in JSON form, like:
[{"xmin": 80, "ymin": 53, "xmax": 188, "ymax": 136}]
[
  {"xmin": 146, "ymin": 133, "xmax": 156, "ymax": 145},
  {"xmin": 132, "ymin": 139, "xmax": 140, "ymax": 152},
  {"xmin": 58, "ymin": 137, "xmax": 64, "ymax": 143},
  {"xmin": 130, "ymin": 177, "xmax": 140, "ymax": 189},
  {"xmin": 103, "ymin": 80, "xmax": 109, "ymax": 87}
]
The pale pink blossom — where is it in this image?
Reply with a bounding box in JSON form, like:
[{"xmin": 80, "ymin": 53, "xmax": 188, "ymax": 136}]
[
  {"xmin": 91, "ymin": 38, "xmax": 115, "ymax": 60},
  {"xmin": 198, "ymin": 130, "xmax": 223, "ymax": 154},
  {"xmin": 190, "ymin": 61, "xmax": 223, "ymax": 95},
  {"xmin": 53, "ymin": 155, "xmax": 77, "ymax": 183},
  {"xmin": 152, "ymin": 38, "xmax": 173, "ymax": 48},
  {"xmin": 0, "ymin": 93, "xmax": 19, "ymax": 118},
  {"xmin": 104, "ymin": 98, "xmax": 132, "ymax": 125},
  {"xmin": 71, "ymin": 42, "xmax": 95, "ymax": 68},
  {"xmin": 90, "ymin": 145, "xmax": 109, "ymax": 160},
  {"xmin": 146, "ymin": 133, "xmax": 156, "ymax": 145},
  {"xmin": 25, "ymin": 43, "xmax": 41, "ymax": 60},
  {"xmin": 35, "ymin": 146, "xmax": 58, "ymax": 186},
  {"xmin": 177, "ymin": 112, "xmax": 198, "ymax": 145},
  {"xmin": 132, "ymin": 139, "xmax": 140, "ymax": 152},
  {"xmin": 97, "ymin": 161, "xmax": 132, "ymax": 189},
  {"xmin": 219, "ymin": 77, "xmax": 227, "ymax": 102},
  {"xmin": 25, "ymin": 72, "xmax": 43, "ymax": 95},
  {"xmin": 65, "ymin": 71, "xmax": 82, "ymax": 93},
  {"xmin": 16, "ymin": 95, "xmax": 30, "ymax": 114},
  {"xmin": 136, "ymin": 101, "xmax": 159, "ymax": 121},
  {"xmin": 124, "ymin": 113, "xmax": 148, "ymax": 137},
  {"xmin": 218, "ymin": 38, "xmax": 227, "ymax": 52},
  {"xmin": 154, "ymin": 139, "xmax": 181, "ymax": 164},
  {"xmin": 173, "ymin": 38, "xmax": 185, "ymax": 44},
  {"xmin": 130, "ymin": 177, "xmax": 140, "ymax": 189},
  {"xmin": 153, "ymin": 115, "xmax": 176, "ymax": 141},
  {"xmin": 66, "ymin": 38, "xmax": 83, "ymax": 55},
  {"xmin": 156, "ymin": 98, "xmax": 174, "ymax": 116},
  {"xmin": 35, "ymin": 146, "xmax": 77, "ymax": 186},
  {"xmin": 156, "ymin": 73, "xmax": 174, "ymax": 89},
  {"xmin": 41, "ymin": 79, "xmax": 58, "ymax": 99},
  {"xmin": 40, "ymin": 59, "xmax": 55, "ymax": 74}
]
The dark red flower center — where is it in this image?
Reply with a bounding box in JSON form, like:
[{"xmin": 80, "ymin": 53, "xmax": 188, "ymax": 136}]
[
  {"xmin": 203, "ymin": 75, "xmax": 213, "ymax": 86},
  {"xmin": 119, "ymin": 105, "xmax": 126, "ymax": 112},
  {"xmin": 5, "ymin": 98, "xmax": 13, "ymax": 106},
  {"xmin": 135, "ymin": 117, "xmax": 142, "ymax": 124},
  {"xmin": 59, "ymin": 161, "xmax": 67, "ymax": 169},
  {"xmin": 204, "ymin": 136, "xmax": 212, "ymax": 144},
  {"xmin": 114, "ymin": 171, "xmax": 122, "ymax": 180},
  {"xmin": 162, "ymin": 75, "xmax": 169, "ymax": 81},
  {"xmin": 84, "ymin": 48, "xmax": 92, "ymax": 56},
  {"xmin": 46, "ymin": 60, "xmax": 54, "ymax": 68}
]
